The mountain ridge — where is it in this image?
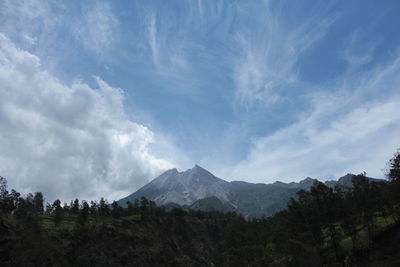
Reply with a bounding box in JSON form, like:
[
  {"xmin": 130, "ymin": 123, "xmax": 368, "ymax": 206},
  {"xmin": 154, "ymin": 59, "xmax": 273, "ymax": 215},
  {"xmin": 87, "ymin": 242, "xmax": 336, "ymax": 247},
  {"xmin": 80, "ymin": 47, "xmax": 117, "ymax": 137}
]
[
  {"xmin": 118, "ymin": 166, "xmax": 382, "ymax": 217},
  {"xmin": 118, "ymin": 165, "xmax": 231, "ymax": 207}
]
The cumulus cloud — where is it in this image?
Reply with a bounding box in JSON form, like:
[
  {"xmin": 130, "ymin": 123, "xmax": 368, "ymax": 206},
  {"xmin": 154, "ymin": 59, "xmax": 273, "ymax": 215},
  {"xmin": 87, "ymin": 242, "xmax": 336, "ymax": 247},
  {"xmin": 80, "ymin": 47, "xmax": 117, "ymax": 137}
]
[
  {"xmin": 230, "ymin": 53, "xmax": 400, "ymax": 182},
  {"xmin": 0, "ymin": 34, "xmax": 173, "ymax": 201}
]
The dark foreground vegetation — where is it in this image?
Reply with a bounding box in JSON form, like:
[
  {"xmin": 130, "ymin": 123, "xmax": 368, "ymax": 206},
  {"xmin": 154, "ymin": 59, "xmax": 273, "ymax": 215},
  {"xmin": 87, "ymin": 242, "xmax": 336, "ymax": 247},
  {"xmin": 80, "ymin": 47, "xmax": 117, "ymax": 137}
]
[{"xmin": 1, "ymin": 150, "xmax": 400, "ymax": 266}]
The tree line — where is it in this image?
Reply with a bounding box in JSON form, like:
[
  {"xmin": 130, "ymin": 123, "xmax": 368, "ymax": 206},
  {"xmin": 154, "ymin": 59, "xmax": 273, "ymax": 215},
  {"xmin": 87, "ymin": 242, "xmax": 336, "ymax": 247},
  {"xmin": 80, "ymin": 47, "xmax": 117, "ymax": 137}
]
[
  {"xmin": 0, "ymin": 149, "xmax": 399, "ymax": 266},
  {"xmin": 0, "ymin": 178, "xmax": 173, "ymax": 226}
]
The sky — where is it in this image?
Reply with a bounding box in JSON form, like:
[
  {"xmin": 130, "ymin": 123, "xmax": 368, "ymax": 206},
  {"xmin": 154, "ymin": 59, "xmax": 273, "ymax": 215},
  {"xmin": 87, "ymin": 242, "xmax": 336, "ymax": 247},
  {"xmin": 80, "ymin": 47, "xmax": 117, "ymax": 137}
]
[{"xmin": 0, "ymin": 0, "xmax": 400, "ymax": 202}]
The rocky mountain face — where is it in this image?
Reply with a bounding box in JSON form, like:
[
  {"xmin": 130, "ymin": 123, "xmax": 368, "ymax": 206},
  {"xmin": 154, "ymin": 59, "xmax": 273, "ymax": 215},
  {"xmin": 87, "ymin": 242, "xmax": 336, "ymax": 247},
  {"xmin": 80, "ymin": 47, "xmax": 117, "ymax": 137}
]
[
  {"xmin": 118, "ymin": 166, "xmax": 381, "ymax": 218},
  {"xmin": 118, "ymin": 165, "xmax": 230, "ymax": 207}
]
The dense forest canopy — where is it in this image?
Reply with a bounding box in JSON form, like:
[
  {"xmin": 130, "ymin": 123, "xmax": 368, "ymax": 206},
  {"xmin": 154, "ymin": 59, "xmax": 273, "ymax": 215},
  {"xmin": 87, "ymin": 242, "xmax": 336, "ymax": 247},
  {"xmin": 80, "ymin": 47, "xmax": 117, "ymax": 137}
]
[{"xmin": 0, "ymin": 150, "xmax": 400, "ymax": 266}]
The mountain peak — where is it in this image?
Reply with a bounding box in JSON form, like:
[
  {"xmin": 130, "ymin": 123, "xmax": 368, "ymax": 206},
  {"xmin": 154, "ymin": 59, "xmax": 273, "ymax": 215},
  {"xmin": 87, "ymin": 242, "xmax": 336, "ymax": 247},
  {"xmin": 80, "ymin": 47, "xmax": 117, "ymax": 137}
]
[
  {"xmin": 193, "ymin": 164, "xmax": 203, "ymax": 170},
  {"xmin": 118, "ymin": 164, "xmax": 230, "ymax": 207},
  {"xmin": 302, "ymin": 177, "xmax": 315, "ymax": 181},
  {"xmin": 189, "ymin": 164, "xmax": 209, "ymax": 174},
  {"xmin": 164, "ymin": 168, "xmax": 178, "ymax": 175},
  {"xmin": 298, "ymin": 177, "xmax": 318, "ymax": 187}
]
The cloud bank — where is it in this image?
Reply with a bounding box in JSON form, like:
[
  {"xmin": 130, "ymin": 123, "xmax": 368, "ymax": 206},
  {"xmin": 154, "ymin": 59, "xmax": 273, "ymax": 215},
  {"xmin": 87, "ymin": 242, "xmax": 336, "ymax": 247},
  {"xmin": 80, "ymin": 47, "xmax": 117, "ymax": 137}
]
[
  {"xmin": 0, "ymin": 34, "xmax": 173, "ymax": 201},
  {"xmin": 230, "ymin": 53, "xmax": 400, "ymax": 182}
]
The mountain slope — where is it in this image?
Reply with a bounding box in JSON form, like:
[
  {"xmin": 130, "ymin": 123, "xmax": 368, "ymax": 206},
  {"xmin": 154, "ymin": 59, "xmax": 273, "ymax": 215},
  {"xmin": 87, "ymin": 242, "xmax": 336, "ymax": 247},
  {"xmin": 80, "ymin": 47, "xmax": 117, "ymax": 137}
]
[
  {"xmin": 118, "ymin": 166, "xmax": 383, "ymax": 218},
  {"xmin": 227, "ymin": 181, "xmax": 301, "ymax": 217},
  {"xmin": 118, "ymin": 165, "xmax": 230, "ymax": 207}
]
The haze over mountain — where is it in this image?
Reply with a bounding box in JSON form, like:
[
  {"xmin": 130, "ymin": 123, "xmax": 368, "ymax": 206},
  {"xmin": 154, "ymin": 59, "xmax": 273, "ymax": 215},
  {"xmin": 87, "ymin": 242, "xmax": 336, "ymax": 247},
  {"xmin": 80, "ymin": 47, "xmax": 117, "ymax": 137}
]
[{"xmin": 118, "ymin": 165, "xmax": 380, "ymax": 217}]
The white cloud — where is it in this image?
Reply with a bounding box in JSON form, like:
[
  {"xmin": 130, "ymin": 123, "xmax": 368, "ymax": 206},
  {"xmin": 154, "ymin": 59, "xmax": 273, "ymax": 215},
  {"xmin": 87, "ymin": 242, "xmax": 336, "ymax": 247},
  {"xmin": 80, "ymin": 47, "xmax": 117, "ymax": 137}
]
[
  {"xmin": 0, "ymin": 33, "xmax": 174, "ymax": 201},
  {"xmin": 0, "ymin": 0, "xmax": 51, "ymax": 21},
  {"xmin": 0, "ymin": 0, "xmax": 54, "ymax": 47},
  {"xmin": 229, "ymin": 53, "xmax": 400, "ymax": 182},
  {"xmin": 147, "ymin": 13, "xmax": 159, "ymax": 67},
  {"xmin": 23, "ymin": 34, "xmax": 37, "ymax": 46},
  {"xmin": 144, "ymin": 11, "xmax": 191, "ymax": 74},
  {"xmin": 343, "ymin": 31, "xmax": 376, "ymax": 73},
  {"xmin": 73, "ymin": 2, "xmax": 118, "ymax": 55},
  {"xmin": 234, "ymin": 4, "xmax": 332, "ymax": 109}
]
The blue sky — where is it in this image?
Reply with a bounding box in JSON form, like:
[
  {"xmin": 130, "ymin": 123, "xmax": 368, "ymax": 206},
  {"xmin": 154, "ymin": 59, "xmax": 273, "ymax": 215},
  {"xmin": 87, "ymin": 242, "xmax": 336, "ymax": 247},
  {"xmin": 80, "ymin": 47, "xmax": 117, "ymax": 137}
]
[{"xmin": 1, "ymin": 0, "xmax": 400, "ymax": 201}]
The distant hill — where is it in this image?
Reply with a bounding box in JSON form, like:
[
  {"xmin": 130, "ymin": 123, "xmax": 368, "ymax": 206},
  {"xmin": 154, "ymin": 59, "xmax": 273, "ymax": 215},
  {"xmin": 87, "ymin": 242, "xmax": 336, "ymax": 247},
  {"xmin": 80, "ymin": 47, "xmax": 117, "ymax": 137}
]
[
  {"xmin": 324, "ymin": 173, "xmax": 382, "ymax": 188},
  {"xmin": 118, "ymin": 166, "xmax": 383, "ymax": 218}
]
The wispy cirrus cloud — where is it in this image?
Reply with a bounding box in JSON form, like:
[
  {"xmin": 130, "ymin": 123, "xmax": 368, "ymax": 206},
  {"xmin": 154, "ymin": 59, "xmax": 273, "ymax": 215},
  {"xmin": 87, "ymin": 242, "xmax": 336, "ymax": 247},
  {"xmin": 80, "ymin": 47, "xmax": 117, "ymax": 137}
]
[
  {"xmin": 233, "ymin": 3, "xmax": 332, "ymax": 109},
  {"xmin": 144, "ymin": 10, "xmax": 191, "ymax": 73},
  {"xmin": 0, "ymin": 0, "xmax": 56, "ymax": 46},
  {"xmin": 229, "ymin": 50, "xmax": 400, "ymax": 182},
  {"xmin": 73, "ymin": 2, "xmax": 118, "ymax": 55},
  {"xmin": 147, "ymin": 13, "xmax": 160, "ymax": 67},
  {"xmin": 343, "ymin": 31, "xmax": 377, "ymax": 73}
]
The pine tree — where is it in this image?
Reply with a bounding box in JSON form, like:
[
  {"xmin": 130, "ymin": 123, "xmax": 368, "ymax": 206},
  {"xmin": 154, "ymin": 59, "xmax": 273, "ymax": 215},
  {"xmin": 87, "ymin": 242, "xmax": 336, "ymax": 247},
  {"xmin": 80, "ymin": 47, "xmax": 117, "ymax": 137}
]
[
  {"xmin": 33, "ymin": 192, "xmax": 44, "ymax": 214},
  {"xmin": 76, "ymin": 200, "xmax": 90, "ymax": 226},
  {"xmin": 52, "ymin": 199, "xmax": 63, "ymax": 226},
  {"xmin": 71, "ymin": 198, "xmax": 80, "ymax": 214},
  {"xmin": 387, "ymin": 149, "xmax": 400, "ymax": 182}
]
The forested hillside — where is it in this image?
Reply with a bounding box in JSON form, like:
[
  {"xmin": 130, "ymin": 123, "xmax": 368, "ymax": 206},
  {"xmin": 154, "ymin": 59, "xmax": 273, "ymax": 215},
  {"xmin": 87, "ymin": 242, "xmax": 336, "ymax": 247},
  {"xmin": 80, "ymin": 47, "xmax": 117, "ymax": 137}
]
[{"xmin": 1, "ymin": 150, "xmax": 400, "ymax": 266}]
